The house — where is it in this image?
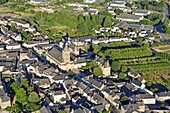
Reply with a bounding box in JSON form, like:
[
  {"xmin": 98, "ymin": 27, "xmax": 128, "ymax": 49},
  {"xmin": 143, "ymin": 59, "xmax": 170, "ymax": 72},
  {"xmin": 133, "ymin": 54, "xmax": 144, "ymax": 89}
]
[
  {"xmin": 108, "ymin": 9, "xmax": 116, "ymax": 15},
  {"xmin": 101, "ymin": 61, "xmax": 111, "ymax": 76},
  {"xmin": 116, "ymin": 14, "xmax": 144, "ymax": 22},
  {"xmin": 87, "ymin": 8, "xmax": 99, "ymax": 15},
  {"xmin": 68, "ymin": 3, "xmax": 88, "ymax": 7},
  {"xmin": 88, "ymin": 77, "xmax": 105, "ymax": 90},
  {"xmin": 91, "ymin": 93, "xmax": 110, "ymax": 110},
  {"xmin": 41, "ymin": 7, "xmax": 55, "ymax": 13},
  {"xmin": 122, "ymin": 83, "xmax": 137, "ymax": 96},
  {"xmin": 0, "ymin": 18, "xmax": 8, "ymax": 25},
  {"xmin": 0, "ymin": 86, "xmax": 11, "ymax": 110},
  {"xmin": 133, "ymin": 10, "xmax": 151, "ymax": 16},
  {"xmin": 10, "ymin": 18, "xmax": 30, "ymax": 28},
  {"xmin": 6, "ymin": 41, "xmax": 21, "ymax": 50},
  {"xmin": 33, "ymin": 77, "xmax": 51, "ymax": 89},
  {"xmin": 137, "ymin": 94, "xmax": 156, "ymax": 104},
  {"xmin": 110, "ymin": 1, "xmax": 126, "ymax": 7},
  {"xmin": 131, "ymin": 79, "xmax": 145, "ymax": 89},
  {"xmin": 1, "ymin": 25, "xmax": 8, "ymax": 35},
  {"xmin": 0, "ymin": 43, "xmax": 6, "ymax": 50},
  {"xmin": 128, "ymin": 70, "xmax": 141, "ymax": 79},
  {"xmin": 39, "ymin": 106, "xmax": 52, "ymax": 113},
  {"xmin": 118, "ymin": 7, "xmax": 132, "ymax": 13},
  {"xmin": 52, "ymin": 73, "xmax": 67, "ymax": 83},
  {"xmin": 95, "ymin": 56, "xmax": 111, "ymax": 76},
  {"xmin": 121, "ymin": 102, "xmax": 147, "ymax": 113},
  {"xmin": 51, "ymin": 90, "xmax": 67, "ymax": 103},
  {"xmin": 155, "ymin": 91, "xmax": 170, "ymax": 101},
  {"xmin": 29, "ymin": 0, "xmax": 46, "ymax": 4},
  {"xmin": 23, "ymin": 40, "xmax": 49, "ymax": 48},
  {"xmin": 84, "ymin": 0, "xmax": 96, "ymax": 3},
  {"xmin": 34, "ymin": 44, "xmax": 54, "ymax": 55}
]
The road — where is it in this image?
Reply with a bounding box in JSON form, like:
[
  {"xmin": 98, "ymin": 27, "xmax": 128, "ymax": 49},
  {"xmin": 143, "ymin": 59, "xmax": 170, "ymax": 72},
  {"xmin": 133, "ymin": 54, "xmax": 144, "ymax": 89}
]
[{"xmin": 155, "ymin": 3, "xmax": 170, "ymax": 39}]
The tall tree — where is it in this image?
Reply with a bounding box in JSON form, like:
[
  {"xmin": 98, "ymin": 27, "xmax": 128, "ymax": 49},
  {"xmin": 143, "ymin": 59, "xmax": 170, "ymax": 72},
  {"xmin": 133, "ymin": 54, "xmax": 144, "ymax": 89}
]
[
  {"xmin": 103, "ymin": 17, "xmax": 112, "ymax": 27},
  {"xmin": 16, "ymin": 88, "xmax": 27, "ymax": 105},
  {"xmin": 93, "ymin": 67, "xmax": 103, "ymax": 76},
  {"xmin": 28, "ymin": 92, "xmax": 40, "ymax": 103},
  {"xmin": 111, "ymin": 61, "xmax": 121, "ymax": 72}
]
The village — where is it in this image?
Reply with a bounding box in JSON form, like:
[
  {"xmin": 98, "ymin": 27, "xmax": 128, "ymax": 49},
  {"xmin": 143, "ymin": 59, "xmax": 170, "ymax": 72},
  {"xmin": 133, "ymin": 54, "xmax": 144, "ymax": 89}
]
[{"xmin": 0, "ymin": 0, "xmax": 170, "ymax": 112}]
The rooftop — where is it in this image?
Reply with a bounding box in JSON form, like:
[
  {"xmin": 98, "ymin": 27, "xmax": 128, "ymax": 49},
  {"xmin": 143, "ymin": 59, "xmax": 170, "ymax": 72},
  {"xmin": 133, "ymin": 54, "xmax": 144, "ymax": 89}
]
[{"xmin": 117, "ymin": 14, "xmax": 142, "ymax": 20}]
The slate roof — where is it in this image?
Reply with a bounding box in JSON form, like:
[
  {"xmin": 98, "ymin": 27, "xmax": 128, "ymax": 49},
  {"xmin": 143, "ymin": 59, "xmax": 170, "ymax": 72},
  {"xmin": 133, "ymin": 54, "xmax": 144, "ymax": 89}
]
[
  {"xmin": 0, "ymin": 88, "xmax": 10, "ymax": 102},
  {"xmin": 74, "ymin": 108, "xmax": 84, "ymax": 113},
  {"xmin": 133, "ymin": 10, "xmax": 150, "ymax": 14},
  {"xmin": 131, "ymin": 80, "xmax": 142, "ymax": 86},
  {"xmin": 124, "ymin": 84, "xmax": 135, "ymax": 91},
  {"xmin": 37, "ymin": 78, "xmax": 51, "ymax": 86},
  {"xmin": 52, "ymin": 74, "xmax": 66, "ymax": 81},
  {"xmin": 40, "ymin": 106, "xmax": 52, "ymax": 113},
  {"xmin": 156, "ymin": 91, "xmax": 170, "ymax": 97},
  {"xmin": 76, "ymin": 82, "xmax": 87, "ymax": 90},
  {"xmin": 117, "ymin": 14, "xmax": 142, "ymax": 20},
  {"xmin": 47, "ymin": 46, "xmax": 64, "ymax": 63},
  {"xmin": 12, "ymin": 18, "xmax": 28, "ymax": 24},
  {"xmin": 88, "ymin": 77, "xmax": 102, "ymax": 89},
  {"xmin": 137, "ymin": 94, "xmax": 155, "ymax": 99}
]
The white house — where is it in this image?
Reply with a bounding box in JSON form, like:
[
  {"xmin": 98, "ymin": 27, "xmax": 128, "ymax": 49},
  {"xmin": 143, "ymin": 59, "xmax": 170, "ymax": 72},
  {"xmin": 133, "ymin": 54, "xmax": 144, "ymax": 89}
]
[
  {"xmin": 155, "ymin": 91, "xmax": 170, "ymax": 101},
  {"xmin": 6, "ymin": 42, "xmax": 21, "ymax": 50},
  {"xmin": 137, "ymin": 94, "xmax": 156, "ymax": 104},
  {"xmin": 52, "ymin": 90, "xmax": 66, "ymax": 103},
  {"xmin": 87, "ymin": 8, "xmax": 99, "ymax": 15},
  {"xmin": 84, "ymin": 0, "xmax": 96, "ymax": 3},
  {"xmin": 110, "ymin": 2, "xmax": 126, "ymax": 7},
  {"xmin": 23, "ymin": 40, "xmax": 49, "ymax": 48},
  {"xmin": 116, "ymin": 14, "xmax": 144, "ymax": 22},
  {"xmin": 133, "ymin": 10, "xmax": 151, "ymax": 16}
]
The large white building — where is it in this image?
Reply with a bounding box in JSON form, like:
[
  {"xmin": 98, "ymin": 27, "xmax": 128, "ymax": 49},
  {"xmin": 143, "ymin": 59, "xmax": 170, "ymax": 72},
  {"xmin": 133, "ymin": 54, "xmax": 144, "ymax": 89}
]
[
  {"xmin": 84, "ymin": 0, "xmax": 96, "ymax": 3},
  {"xmin": 133, "ymin": 10, "xmax": 151, "ymax": 16},
  {"xmin": 116, "ymin": 14, "xmax": 144, "ymax": 22}
]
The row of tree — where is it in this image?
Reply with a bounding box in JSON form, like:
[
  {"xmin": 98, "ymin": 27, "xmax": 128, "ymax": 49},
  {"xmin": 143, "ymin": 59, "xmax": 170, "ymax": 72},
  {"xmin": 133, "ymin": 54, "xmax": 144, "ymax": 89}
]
[
  {"xmin": 129, "ymin": 61, "xmax": 170, "ymax": 71},
  {"xmin": 104, "ymin": 47, "xmax": 152, "ymax": 60},
  {"xmin": 156, "ymin": 52, "xmax": 170, "ymax": 61}
]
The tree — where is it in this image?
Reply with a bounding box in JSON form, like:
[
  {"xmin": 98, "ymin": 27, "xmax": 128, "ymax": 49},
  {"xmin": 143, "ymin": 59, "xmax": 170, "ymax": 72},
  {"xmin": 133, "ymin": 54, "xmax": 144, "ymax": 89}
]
[
  {"xmin": 20, "ymin": 79, "xmax": 29, "ymax": 88},
  {"xmin": 28, "ymin": 92, "xmax": 40, "ymax": 103},
  {"xmin": 120, "ymin": 95, "xmax": 129, "ymax": 102},
  {"xmin": 25, "ymin": 103, "xmax": 41, "ymax": 112},
  {"xmin": 111, "ymin": 61, "xmax": 121, "ymax": 72},
  {"xmin": 115, "ymin": 9, "xmax": 123, "ymax": 15},
  {"xmin": 27, "ymin": 85, "xmax": 34, "ymax": 94},
  {"xmin": 11, "ymin": 82, "xmax": 21, "ymax": 92},
  {"xmin": 16, "ymin": 88, "xmax": 27, "ymax": 105},
  {"xmin": 103, "ymin": 17, "xmax": 112, "ymax": 27},
  {"xmin": 163, "ymin": 19, "xmax": 170, "ymax": 34},
  {"xmin": 58, "ymin": 110, "xmax": 66, "ymax": 113},
  {"xmin": 0, "ymin": 0, "xmax": 6, "ymax": 4},
  {"xmin": 118, "ymin": 72, "xmax": 126, "ymax": 80},
  {"xmin": 121, "ymin": 66, "xmax": 128, "ymax": 72},
  {"xmin": 150, "ymin": 88, "xmax": 158, "ymax": 93},
  {"xmin": 93, "ymin": 67, "xmax": 103, "ymax": 76},
  {"xmin": 146, "ymin": 82, "xmax": 152, "ymax": 87},
  {"xmin": 126, "ymin": 2, "xmax": 133, "ymax": 7},
  {"xmin": 22, "ymin": 31, "xmax": 27, "ymax": 38},
  {"xmin": 10, "ymin": 23, "xmax": 16, "ymax": 31}
]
